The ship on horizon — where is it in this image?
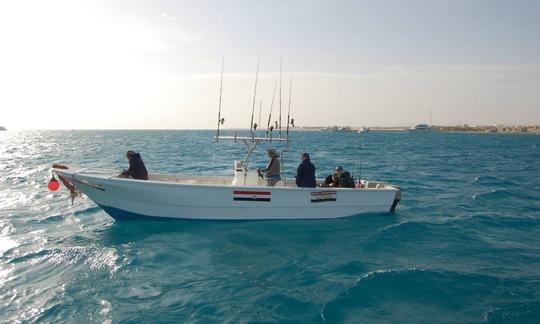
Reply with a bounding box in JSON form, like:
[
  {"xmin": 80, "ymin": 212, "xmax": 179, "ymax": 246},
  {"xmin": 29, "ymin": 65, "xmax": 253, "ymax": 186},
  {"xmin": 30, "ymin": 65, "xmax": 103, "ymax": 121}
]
[{"xmin": 410, "ymin": 123, "xmax": 435, "ymax": 131}]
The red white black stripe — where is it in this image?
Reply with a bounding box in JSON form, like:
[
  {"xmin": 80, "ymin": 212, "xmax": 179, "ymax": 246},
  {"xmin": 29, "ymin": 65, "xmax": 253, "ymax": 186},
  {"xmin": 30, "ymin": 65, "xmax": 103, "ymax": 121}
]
[
  {"xmin": 233, "ymin": 190, "xmax": 271, "ymax": 202},
  {"xmin": 311, "ymin": 191, "xmax": 337, "ymax": 203}
]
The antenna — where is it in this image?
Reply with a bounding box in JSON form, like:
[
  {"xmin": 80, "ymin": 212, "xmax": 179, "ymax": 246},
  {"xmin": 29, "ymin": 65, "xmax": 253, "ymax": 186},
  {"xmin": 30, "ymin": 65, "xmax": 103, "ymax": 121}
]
[
  {"xmin": 279, "ymin": 58, "xmax": 282, "ymax": 138},
  {"xmin": 216, "ymin": 55, "xmax": 225, "ymax": 140},
  {"xmin": 250, "ymin": 59, "xmax": 260, "ymax": 137},
  {"xmin": 286, "ymin": 75, "xmax": 292, "ymax": 141}
]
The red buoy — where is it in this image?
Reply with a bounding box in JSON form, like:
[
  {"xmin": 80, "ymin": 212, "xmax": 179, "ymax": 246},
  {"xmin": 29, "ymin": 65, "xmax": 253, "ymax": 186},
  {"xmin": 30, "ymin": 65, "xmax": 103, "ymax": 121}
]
[{"xmin": 48, "ymin": 175, "xmax": 60, "ymax": 191}]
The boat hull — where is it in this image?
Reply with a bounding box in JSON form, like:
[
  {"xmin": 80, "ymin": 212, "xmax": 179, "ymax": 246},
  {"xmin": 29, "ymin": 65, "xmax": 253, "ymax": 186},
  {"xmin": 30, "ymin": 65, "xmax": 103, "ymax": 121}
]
[{"xmin": 54, "ymin": 168, "xmax": 400, "ymax": 220}]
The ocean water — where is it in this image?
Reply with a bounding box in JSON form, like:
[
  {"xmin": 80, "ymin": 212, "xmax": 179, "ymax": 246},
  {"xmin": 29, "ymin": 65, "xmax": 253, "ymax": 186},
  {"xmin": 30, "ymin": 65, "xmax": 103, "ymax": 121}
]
[{"xmin": 1, "ymin": 130, "xmax": 539, "ymax": 323}]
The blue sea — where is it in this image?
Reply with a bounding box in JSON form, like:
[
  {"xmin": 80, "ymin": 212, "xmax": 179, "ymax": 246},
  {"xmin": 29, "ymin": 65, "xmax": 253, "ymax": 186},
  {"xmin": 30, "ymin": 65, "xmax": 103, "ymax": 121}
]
[{"xmin": 1, "ymin": 130, "xmax": 539, "ymax": 323}]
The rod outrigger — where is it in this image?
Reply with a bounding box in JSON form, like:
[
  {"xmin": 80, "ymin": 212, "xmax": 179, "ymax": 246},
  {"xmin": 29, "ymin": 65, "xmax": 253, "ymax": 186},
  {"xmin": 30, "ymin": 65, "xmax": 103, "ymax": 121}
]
[{"xmin": 215, "ymin": 59, "xmax": 291, "ymax": 184}]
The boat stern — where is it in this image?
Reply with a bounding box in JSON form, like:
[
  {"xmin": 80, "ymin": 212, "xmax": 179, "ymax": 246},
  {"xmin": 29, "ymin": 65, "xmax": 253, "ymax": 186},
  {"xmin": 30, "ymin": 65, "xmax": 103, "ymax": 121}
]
[{"xmin": 388, "ymin": 185, "xmax": 401, "ymax": 212}]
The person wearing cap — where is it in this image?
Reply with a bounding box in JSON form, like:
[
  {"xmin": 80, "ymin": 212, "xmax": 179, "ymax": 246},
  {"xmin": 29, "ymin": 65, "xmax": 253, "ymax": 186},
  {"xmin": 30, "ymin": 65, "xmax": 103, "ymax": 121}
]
[
  {"xmin": 330, "ymin": 166, "xmax": 355, "ymax": 188},
  {"xmin": 256, "ymin": 148, "xmax": 281, "ymax": 186},
  {"xmin": 119, "ymin": 150, "xmax": 148, "ymax": 180},
  {"xmin": 295, "ymin": 152, "xmax": 316, "ymax": 188}
]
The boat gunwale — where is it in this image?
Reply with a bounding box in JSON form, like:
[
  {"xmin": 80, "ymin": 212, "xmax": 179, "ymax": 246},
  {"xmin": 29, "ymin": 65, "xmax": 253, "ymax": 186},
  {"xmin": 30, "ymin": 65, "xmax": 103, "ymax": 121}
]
[{"xmin": 53, "ymin": 167, "xmax": 399, "ymax": 192}]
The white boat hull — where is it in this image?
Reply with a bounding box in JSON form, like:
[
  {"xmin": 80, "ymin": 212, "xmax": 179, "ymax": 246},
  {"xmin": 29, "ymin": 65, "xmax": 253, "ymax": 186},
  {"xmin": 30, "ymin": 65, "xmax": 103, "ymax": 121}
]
[{"xmin": 54, "ymin": 167, "xmax": 400, "ymax": 221}]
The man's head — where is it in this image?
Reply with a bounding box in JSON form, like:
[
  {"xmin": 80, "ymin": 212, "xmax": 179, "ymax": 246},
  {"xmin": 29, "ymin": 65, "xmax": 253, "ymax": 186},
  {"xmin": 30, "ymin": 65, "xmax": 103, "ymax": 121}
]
[
  {"xmin": 301, "ymin": 152, "xmax": 310, "ymax": 161},
  {"xmin": 126, "ymin": 150, "xmax": 136, "ymax": 160},
  {"xmin": 335, "ymin": 165, "xmax": 343, "ymax": 175},
  {"xmin": 267, "ymin": 148, "xmax": 279, "ymax": 158}
]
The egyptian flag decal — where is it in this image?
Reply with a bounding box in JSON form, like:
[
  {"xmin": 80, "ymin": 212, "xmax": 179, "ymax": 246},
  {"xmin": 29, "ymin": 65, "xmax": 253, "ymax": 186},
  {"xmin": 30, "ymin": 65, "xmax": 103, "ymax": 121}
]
[
  {"xmin": 233, "ymin": 190, "xmax": 271, "ymax": 202},
  {"xmin": 311, "ymin": 191, "xmax": 337, "ymax": 203}
]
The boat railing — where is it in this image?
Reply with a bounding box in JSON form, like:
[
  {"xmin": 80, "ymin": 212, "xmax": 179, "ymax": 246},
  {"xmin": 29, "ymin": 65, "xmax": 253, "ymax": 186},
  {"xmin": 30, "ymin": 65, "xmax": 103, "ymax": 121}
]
[{"xmin": 148, "ymin": 173, "xmax": 233, "ymax": 185}]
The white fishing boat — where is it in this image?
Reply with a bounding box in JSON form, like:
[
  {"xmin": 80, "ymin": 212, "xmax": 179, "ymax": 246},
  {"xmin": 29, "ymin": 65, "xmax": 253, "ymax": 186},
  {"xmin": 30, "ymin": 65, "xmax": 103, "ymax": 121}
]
[
  {"xmin": 50, "ymin": 59, "xmax": 401, "ymax": 221},
  {"xmin": 52, "ymin": 156, "xmax": 400, "ymax": 221}
]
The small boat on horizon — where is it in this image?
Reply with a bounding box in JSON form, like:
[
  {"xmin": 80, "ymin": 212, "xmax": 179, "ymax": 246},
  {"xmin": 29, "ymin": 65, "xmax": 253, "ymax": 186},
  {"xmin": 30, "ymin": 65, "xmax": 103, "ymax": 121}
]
[
  {"xmin": 410, "ymin": 123, "xmax": 435, "ymax": 131},
  {"xmin": 321, "ymin": 126, "xmax": 355, "ymax": 132}
]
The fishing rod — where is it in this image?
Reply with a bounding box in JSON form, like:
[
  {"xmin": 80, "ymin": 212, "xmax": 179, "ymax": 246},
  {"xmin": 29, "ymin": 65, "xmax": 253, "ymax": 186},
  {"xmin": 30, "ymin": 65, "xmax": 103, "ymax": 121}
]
[
  {"xmin": 281, "ymin": 75, "xmax": 294, "ymax": 185},
  {"xmin": 352, "ymin": 135, "xmax": 358, "ymax": 184},
  {"xmin": 266, "ymin": 78, "xmax": 278, "ymax": 137},
  {"xmin": 216, "ymin": 55, "xmax": 225, "ymax": 140},
  {"xmin": 354, "ymin": 134, "xmax": 363, "ymax": 186},
  {"xmin": 286, "ymin": 75, "xmax": 292, "ymax": 142},
  {"xmin": 279, "ymin": 58, "xmax": 282, "ymax": 139},
  {"xmin": 250, "ymin": 59, "xmax": 260, "ymax": 138},
  {"xmin": 258, "ymin": 100, "xmax": 262, "ymax": 137}
]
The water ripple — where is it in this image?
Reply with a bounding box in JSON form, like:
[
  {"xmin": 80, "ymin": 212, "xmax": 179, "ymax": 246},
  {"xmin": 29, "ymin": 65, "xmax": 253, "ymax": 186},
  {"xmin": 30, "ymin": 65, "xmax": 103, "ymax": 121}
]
[{"xmin": 1, "ymin": 130, "xmax": 539, "ymax": 322}]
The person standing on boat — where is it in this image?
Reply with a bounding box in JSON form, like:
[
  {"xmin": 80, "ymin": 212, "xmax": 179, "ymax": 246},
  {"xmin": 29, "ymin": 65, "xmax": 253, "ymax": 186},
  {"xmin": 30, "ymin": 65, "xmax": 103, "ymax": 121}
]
[
  {"xmin": 119, "ymin": 150, "xmax": 148, "ymax": 180},
  {"xmin": 295, "ymin": 152, "xmax": 316, "ymax": 188},
  {"xmin": 257, "ymin": 149, "xmax": 281, "ymax": 186}
]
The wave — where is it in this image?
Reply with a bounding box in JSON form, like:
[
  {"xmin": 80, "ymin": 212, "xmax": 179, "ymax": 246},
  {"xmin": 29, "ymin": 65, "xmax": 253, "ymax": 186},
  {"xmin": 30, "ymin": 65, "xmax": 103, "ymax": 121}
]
[
  {"xmin": 473, "ymin": 188, "xmax": 515, "ymax": 201},
  {"xmin": 363, "ymin": 220, "xmax": 473, "ymax": 252},
  {"xmin": 474, "ymin": 175, "xmax": 518, "ymax": 187},
  {"xmin": 320, "ymin": 268, "xmax": 516, "ymax": 323},
  {"xmin": 72, "ymin": 206, "xmax": 103, "ymax": 216},
  {"xmin": 484, "ymin": 301, "xmax": 540, "ymax": 323},
  {"xmin": 472, "ymin": 188, "xmax": 540, "ymax": 210},
  {"xmin": 7, "ymin": 248, "xmax": 52, "ymax": 265},
  {"xmin": 8, "ymin": 245, "xmax": 122, "ymax": 275},
  {"xmin": 35, "ymin": 214, "xmax": 65, "ymax": 224}
]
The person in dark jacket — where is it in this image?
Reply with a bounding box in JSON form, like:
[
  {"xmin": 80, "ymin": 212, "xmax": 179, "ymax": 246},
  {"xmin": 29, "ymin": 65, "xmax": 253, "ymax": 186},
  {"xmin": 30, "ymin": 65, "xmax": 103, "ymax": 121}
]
[
  {"xmin": 119, "ymin": 150, "xmax": 148, "ymax": 180},
  {"xmin": 323, "ymin": 173, "xmax": 339, "ymax": 187},
  {"xmin": 295, "ymin": 152, "xmax": 316, "ymax": 188},
  {"xmin": 334, "ymin": 166, "xmax": 355, "ymax": 188}
]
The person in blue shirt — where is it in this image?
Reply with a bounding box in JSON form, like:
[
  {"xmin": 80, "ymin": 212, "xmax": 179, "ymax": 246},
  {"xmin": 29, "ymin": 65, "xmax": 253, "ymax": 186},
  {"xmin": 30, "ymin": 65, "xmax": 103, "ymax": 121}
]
[{"xmin": 295, "ymin": 152, "xmax": 316, "ymax": 187}]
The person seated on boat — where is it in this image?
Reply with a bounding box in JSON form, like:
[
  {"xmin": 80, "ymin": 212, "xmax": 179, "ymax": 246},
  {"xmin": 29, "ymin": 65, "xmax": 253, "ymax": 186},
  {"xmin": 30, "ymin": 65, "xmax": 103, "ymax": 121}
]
[
  {"xmin": 119, "ymin": 150, "xmax": 148, "ymax": 180},
  {"xmin": 256, "ymin": 148, "xmax": 281, "ymax": 186},
  {"xmin": 329, "ymin": 166, "xmax": 355, "ymax": 188},
  {"xmin": 295, "ymin": 152, "xmax": 316, "ymax": 188},
  {"xmin": 322, "ymin": 173, "xmax": 339, "ymax": 187}
]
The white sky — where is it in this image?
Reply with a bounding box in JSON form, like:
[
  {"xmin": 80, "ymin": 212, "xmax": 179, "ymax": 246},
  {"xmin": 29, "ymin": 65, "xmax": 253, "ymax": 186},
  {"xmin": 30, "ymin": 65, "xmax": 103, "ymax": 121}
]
[{"xmin": 0, "ymin": 0, "xmax": 539, "ymax": 129}]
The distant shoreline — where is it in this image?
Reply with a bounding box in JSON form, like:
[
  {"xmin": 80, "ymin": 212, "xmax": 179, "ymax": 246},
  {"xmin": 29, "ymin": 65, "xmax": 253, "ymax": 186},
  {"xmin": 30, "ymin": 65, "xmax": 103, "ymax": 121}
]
[
  {"xmin": 299, "ymin": 125, "xmax": 540, "ymax": 134},
  {"xmin": 1, "ymin": 126, "xmax": 539, "ymax": 133}
]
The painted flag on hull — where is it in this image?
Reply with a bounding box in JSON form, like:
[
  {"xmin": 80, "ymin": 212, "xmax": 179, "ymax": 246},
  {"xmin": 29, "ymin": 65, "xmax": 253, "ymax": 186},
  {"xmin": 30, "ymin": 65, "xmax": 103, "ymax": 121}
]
[
  {"xmin": 311, "ymin": 191, "xmax": 337, "ymax": 203},
  {"xmin": 233, "ymin": 190, "xmax": 271, "ymax": 202}
]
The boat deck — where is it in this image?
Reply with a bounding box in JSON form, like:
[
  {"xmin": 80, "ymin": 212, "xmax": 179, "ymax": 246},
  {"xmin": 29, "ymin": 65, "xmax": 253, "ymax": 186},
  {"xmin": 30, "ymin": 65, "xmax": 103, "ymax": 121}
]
[
  {"xmin": 148, "ymin": 173, "xmax": 298, "ymax": 187},
  {"xmin": 61, "ymin": 167, "xmax": 391, "ymax": 189},
  {"xmin": 147, "ymin": 173, "xmax": 390, "ymax": 189}
]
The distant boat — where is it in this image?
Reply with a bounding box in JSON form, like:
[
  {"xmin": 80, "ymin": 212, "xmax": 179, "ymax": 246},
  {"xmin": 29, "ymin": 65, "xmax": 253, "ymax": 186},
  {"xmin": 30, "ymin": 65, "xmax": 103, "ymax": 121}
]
[
  {"xmin": 0, "ymin": 126, "xmax": 6, "ymax": 131},
  {"xmin": 337, "ymin": 126, "xmax": 353, "ymax": 132},
  {"xmin": 410, "ymin": 124, "xmax": 434, "ymax": 131},
  {"xmin": 358, "ymin": 127, "xmax": 369, "ymax": 133},
  {"xmin": 410, "ymin": 109, "xmax": 437, "ymax": 131},
  {"xmin": 321, "ymin": 126, "xmax": 354, "ymax": 132},
  {"xmin": 321, "ymin": 126, "xmax": 338, "ymax": 131}
]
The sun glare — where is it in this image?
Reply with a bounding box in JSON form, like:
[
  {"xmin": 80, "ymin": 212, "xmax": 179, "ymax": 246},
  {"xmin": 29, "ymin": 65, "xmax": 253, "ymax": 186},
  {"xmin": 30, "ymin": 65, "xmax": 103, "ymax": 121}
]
[{"xmin": 0, "ymin": 1, "xmax": 173, "ymax": 129}]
